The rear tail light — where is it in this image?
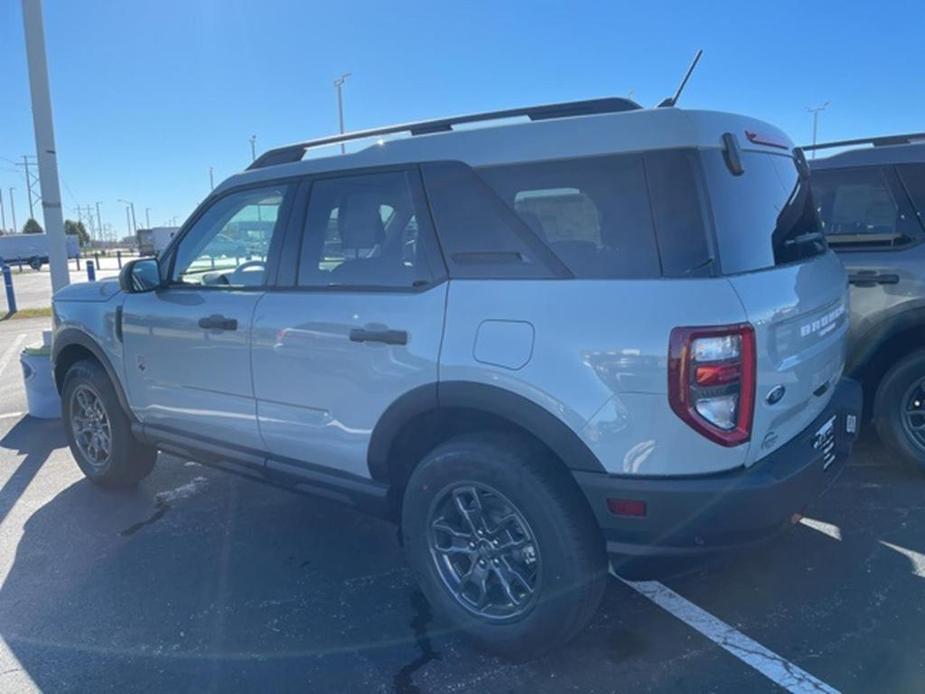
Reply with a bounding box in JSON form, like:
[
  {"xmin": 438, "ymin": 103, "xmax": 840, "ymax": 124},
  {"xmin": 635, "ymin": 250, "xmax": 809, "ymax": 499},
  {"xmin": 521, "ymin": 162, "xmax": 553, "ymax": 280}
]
[{"xmin": 668, "ymin": 324, "xmax": 756, "ymax": 446}]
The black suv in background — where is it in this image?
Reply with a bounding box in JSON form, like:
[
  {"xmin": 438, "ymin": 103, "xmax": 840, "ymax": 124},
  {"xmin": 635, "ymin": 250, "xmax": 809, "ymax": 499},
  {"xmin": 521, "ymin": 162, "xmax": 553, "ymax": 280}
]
[{"xmin": 807, "ymin": 134, "xmax": 925, "ymax": 471}]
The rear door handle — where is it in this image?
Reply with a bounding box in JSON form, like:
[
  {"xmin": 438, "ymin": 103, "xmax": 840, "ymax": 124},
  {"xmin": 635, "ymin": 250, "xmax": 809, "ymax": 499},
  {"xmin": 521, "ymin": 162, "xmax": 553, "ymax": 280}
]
[
  {"xmin": 848, "ymin": 270, "xmax": 900, "ymax": 287},
  {"xmin": 198, "ymin": 314, "xmax": 238, "ymax": 331},
  {"xmin": 349, "ymin": 328, "xmax": 408, "ymax": 345}
]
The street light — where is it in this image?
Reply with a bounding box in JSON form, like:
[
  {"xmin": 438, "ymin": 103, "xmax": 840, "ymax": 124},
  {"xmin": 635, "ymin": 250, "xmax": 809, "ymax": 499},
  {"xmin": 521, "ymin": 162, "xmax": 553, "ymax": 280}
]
[
  {"xmin": 333, "ymin": 72, "xmax": 351, "ymax": 154},
  {"xmin": 145, "ymin": 207, "xmax": 151, "ymax": 228},
  {"xmin": 249, "ymin": 134, "xmax": 257, "ymax": 162},
  {"xmin": 806, "ymin": 102, "xmax": 831, "ymax": 159}
]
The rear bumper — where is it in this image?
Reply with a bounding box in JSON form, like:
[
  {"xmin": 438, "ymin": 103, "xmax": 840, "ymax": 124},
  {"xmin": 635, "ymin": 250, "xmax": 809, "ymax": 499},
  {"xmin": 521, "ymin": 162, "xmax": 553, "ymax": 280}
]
[{"xmin": 574, "ymin": 378, "xmax": 862, "ymax": 559}]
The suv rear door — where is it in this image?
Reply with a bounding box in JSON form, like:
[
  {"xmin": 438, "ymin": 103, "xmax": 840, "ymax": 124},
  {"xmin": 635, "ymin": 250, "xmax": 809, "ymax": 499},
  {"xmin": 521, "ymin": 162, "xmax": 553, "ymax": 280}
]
[
  {"xmin": 251, "ymin": 167, "xmax": 447, "ymax": 481},
  {"xmin": 810, "ymin": 163, "xmax": 925, "ymax": 370}
]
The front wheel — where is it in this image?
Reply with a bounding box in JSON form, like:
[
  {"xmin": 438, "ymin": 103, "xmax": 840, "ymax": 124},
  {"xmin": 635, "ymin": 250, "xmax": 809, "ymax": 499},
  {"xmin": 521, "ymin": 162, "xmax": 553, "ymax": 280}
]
[
  {"xmin": 62, "ymin": 359, "xmax": 157, "ymax": 488},
  {"xmin": 874, "ymin": 350, "xmax": 925, "ymax": 473},
  {"xmin": 401, "ymin": 432, "xmax": 607, "ymax": 660}
]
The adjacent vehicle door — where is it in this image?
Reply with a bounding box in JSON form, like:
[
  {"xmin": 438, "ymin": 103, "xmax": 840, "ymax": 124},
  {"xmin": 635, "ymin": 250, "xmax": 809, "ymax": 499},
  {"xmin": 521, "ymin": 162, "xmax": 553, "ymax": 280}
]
[
  {"xmin": 810, "ymin": 164, "xmax": 925, "ymax": 363},
  {"xmin": 251, "ymin": 168, "xmax": 447, "ymax": 480},
  {"xmin": 121, "ymin": 182, "xmax": 295, "ymax": 450}
]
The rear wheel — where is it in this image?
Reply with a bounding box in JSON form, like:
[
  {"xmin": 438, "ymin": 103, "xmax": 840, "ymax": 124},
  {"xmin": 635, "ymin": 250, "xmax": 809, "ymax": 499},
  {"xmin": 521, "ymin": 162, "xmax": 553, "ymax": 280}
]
[
  {"xmin": 874, "ymin": 350, "xmax": 925, "ymax": 473},
  {"xmin": 401, "ymin": 432, "xmax": 607, "ymax": 660},
  {"xmin": 28, "ymin": 257, "xmax": 42, "ymax": 270},
  {"xmin": 62, "ymin": 359, "xmax": 156, "ymax": 487}
]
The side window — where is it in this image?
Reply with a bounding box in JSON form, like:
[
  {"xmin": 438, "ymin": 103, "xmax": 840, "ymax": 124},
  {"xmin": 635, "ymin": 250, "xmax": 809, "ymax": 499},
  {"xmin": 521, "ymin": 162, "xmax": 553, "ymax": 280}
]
[
  {"xmin": 172, "ymin": 184, "xmax": 292, "ymax": 287},
  {"xmin": 477, "ymin": 154, "xmax": 661, "ymax": 279},
  {"xmin": 297, "ymin": 171, "xmax": 434, "ymax": 288},
  {"xmin": 897, "ymin": 163, "xmax": 925, "ymax": 228},
  {"xmin": 811, "ymin": 167, "xmax": 905, "ymax": 244}
]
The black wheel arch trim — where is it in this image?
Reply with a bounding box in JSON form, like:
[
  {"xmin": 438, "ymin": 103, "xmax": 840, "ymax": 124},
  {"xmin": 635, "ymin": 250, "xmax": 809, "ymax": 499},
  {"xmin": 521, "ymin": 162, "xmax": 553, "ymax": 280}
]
[
  {"xmin": 367, "ymin": 380, "xmax": 607, "ymax": 482},
  {"xmin": 850, "ymin": 303, "xmax": 925, "ymax": 376},
  {"xmin": 52, "ymin": 328, "xmax": 134, "ymax": 419}
]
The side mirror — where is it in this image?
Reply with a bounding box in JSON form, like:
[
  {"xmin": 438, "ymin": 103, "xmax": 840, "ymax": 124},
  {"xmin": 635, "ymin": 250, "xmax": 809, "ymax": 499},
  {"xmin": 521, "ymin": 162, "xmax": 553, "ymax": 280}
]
[{"xmin": 119, "ymin": 257, "xmax": 162, "ymax": 293}]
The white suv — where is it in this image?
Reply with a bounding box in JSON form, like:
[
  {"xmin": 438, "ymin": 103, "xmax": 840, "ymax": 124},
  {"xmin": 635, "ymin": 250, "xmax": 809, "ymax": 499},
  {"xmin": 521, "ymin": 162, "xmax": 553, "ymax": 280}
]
[{"xmin": 51, "ymin": 97, "xmax": 862, "ymax": 658}]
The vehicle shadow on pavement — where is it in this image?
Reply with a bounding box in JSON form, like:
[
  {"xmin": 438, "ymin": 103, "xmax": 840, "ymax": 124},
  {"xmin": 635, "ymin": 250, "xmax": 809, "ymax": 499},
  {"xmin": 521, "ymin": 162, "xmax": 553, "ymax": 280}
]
[
  {"xmin": 0, "ymin": 416, "xmax": 66, "ymax": 526},
  {"xmin": 0, "ymin": 451, "xmax": 753, "ymax": 694}
]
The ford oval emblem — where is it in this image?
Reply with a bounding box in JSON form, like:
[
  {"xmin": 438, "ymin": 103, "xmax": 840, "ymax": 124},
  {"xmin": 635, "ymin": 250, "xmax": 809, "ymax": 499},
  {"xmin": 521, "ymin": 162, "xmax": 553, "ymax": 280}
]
[{"xmin": 766, "ymin": 385, "xmax": 786, "ymax": 405}]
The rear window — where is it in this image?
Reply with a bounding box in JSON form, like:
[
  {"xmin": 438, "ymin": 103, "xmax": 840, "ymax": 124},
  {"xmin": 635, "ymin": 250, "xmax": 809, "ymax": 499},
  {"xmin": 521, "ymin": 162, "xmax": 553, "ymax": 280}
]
[
  {"xmin": 898, "ymin": 163, "xmax": 925, "ymax": 220},
  {"xmin": 701, "ymin": 151, "xmax": 825, "ymax": 274},
  {"xmin": 477, "ymin": 154, "xmax": 661, "ymax": 279}
]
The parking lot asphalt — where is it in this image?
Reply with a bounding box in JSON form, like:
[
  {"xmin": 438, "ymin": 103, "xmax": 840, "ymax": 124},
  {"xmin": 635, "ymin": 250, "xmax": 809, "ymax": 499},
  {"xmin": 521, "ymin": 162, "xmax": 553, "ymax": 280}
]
[
  {"xmin": 0, "ymin": 316, "xmax": 923, "ymax": 693},
  {"xmin": 2, "ymin": 259, "xmax": 123, "ymax": 313}
]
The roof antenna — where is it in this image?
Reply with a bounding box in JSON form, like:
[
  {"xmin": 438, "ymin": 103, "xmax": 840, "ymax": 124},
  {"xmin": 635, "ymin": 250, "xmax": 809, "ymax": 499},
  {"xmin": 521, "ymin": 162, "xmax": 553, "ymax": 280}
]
[{"xmin": 658, "ymin": 49, "xmax": 703, "ymax": 108}]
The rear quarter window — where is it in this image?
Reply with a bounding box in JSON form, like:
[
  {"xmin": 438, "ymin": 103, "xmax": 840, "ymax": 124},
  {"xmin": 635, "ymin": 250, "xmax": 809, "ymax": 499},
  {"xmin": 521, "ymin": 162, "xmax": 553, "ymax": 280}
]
[{"xmin": 477, "ymin": 154, "xmax": 662, "ymax": 279}]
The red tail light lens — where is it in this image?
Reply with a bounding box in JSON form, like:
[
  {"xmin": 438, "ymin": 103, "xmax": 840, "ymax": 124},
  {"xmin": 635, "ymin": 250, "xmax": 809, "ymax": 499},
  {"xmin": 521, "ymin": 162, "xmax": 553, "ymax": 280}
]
[{"xmin": 668, "ymin": 324, "xmax": 756, "ymax": 446}]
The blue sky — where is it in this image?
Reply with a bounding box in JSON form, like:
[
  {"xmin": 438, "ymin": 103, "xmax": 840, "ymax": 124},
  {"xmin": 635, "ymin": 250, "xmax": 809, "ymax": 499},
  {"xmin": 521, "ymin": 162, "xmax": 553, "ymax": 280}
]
[{"xmin": 1, "ymin": 0, "xmax": 923, "ymax": 236}]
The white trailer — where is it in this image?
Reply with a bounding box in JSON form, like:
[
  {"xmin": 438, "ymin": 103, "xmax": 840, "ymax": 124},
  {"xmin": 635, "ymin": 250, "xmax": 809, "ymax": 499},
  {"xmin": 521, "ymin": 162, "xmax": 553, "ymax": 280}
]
[
  {"xmin": 0, "ymin": 233, "xmax": 80, "ymax": 269},
  {"xmin": 136, "ymin": 226, "xmax": 179, "ymax": 257}
]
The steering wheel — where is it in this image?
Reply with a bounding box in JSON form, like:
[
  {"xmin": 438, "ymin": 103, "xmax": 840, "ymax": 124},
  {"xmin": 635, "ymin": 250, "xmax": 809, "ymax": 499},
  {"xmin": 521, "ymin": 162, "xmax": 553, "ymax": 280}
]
[{"xmin": 229, "ymin": 259, "xmax": 267, "ymax": 285}]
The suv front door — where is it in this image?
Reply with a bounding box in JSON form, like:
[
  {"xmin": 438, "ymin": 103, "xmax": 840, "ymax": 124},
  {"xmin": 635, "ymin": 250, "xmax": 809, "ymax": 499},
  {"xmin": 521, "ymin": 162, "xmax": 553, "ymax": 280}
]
[
  {"xmin": 251, "ymin": 168, "xmax": 447, "ymax": 480},
  {"xmin": 121, "ymin": 182, "xmax": 295, "ymax": 450}
]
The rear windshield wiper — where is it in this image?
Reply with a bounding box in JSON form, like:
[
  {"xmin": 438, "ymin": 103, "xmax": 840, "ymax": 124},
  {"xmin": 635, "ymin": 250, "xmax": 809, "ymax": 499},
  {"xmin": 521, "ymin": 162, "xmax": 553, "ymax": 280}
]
[{"xmin": 784, "ymin": 232, "xmax": 826, "ymax": 247}]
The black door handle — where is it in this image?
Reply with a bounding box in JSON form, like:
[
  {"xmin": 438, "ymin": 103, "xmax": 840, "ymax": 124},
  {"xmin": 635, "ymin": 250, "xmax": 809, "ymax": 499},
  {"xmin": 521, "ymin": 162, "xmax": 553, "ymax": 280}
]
[
  {"xmin": 848, "ymin": 271, "xmax": 900, "ymax": 287},
  {"xmin": 198, "ymin": 314, "xmax": 238, "ymax": 331},
  {"xmin": 349, "ymin": 328, "xmax": 408, "ymax": 345}
]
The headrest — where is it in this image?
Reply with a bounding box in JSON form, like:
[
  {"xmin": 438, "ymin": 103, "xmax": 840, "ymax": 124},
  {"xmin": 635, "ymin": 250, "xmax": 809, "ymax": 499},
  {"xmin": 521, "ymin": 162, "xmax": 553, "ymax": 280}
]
[{"xmin": 338, "ymin": 193, "xmax": 384, "ymax": 249}]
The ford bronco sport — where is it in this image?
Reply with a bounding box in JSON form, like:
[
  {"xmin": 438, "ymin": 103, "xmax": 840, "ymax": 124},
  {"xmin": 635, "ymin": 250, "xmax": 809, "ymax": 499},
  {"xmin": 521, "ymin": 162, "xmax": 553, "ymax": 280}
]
[
  {"xmin": 52, "ymin": 97, "xmax": 861, "ymax": 658},
  {"xmin": 806, "ymin": 133, "xmax": 925, "ymax": 472}
]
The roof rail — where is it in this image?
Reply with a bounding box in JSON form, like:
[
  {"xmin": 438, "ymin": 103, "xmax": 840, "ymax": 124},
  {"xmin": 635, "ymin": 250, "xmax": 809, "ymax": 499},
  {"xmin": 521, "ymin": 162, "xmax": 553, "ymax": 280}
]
[
  {"xmin": 800, "ymin": 132, "xmax": 925, "ymax": 153},
  {"xmin": 248, "ymin": 97, "xmax": 642, "ymax": 170}
]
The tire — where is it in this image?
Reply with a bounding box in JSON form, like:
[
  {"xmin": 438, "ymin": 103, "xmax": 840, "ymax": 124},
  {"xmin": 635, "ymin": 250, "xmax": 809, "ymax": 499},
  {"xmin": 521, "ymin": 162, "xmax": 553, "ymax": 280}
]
[
  {"xmin": 401, "ymin": 432, "xmax": 607, "ymax": 660},
  {"xmin": 62, "ymin": 359, "xmax": 157, "ymax": 488},
  {"xmin": 29, "ymin": 257, "xmax": 42, "ymax": 271},
  {"xmin": 874, "ymin": 349, "xmax": 925, "ymax": 473}
]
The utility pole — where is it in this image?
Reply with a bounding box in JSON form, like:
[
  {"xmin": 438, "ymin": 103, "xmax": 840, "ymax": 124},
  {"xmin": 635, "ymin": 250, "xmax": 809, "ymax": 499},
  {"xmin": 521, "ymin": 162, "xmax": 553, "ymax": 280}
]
[
  {"xmin": 117, "ymin": 199, "xmax": 136, "ymax": 233},
  {"xmin": 0, "ymin": 188, "xmax": 5, "ymax": 232},
  {"xmin": 806, "ymin": 102, "xmax": 831, "ymax": 159},
  {"xmin": 249, "ymin": 134, "xmax": 257, "ymax": 162},
  {"xmin": 333, "ymin": 72, "xmax": 351, "ymax": 154},
  {"xmin": 209, "ymin": 166, "xmax": 214, "ymax": 190},
  {"xmin": 95, "ymin": 201, "xmax": 103, "ymax": 243},
  {"xmin": 18, "ymin": 155, "xmax": 40, "ymax": 221},
  {"xmin": 145, "ymin": 207, "xmax": 151, "ymax": 228},
  {"xmin": 8, "ymin": 188, "xmax": 16, "ymax": 233},
  {"xmin": 22, "ymin": 0, "xmax": 69, "ymax": 290}
]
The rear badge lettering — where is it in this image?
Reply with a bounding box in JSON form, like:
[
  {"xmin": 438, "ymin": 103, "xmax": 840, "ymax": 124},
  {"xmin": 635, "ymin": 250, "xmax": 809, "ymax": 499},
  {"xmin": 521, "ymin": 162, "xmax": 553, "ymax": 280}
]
[{"xmin": 800, "ymin": 304, "xmax": 845, "ymax": 339}]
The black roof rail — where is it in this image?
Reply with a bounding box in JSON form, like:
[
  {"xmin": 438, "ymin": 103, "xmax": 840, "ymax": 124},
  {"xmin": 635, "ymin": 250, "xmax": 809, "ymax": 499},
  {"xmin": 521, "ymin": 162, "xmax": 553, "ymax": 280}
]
[
  {"xmin": 800, "ymin": 132, "xmax": 925, "ymax": 152},
  {"xmin": 248, "ymin": 97, "xmax": 642, "ymax": 170}
]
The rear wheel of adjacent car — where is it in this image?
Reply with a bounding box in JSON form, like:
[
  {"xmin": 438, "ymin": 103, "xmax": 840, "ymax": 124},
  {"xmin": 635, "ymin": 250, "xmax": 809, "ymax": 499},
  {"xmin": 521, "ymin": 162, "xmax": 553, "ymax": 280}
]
[
  {"xmin": 28, "ymin": 257, "xmax": 42, "ymax": 271},
  {"xmin": 62, "ymin": 359, "xmax": 157, "ymax": 488},
  {"xmin": 874, "ymin": 350, "xmax": 925, "ymax": 473},
  {"xmin": 401, "ymin": 432, "xmax": 607, "ymax": 660}
]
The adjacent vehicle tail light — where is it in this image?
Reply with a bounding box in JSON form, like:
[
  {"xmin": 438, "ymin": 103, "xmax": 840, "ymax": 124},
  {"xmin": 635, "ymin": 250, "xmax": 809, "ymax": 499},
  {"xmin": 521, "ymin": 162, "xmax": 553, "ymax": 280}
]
[{"xmin": 668, "ymin": 324, "xmax": 756, "ymax": 447}]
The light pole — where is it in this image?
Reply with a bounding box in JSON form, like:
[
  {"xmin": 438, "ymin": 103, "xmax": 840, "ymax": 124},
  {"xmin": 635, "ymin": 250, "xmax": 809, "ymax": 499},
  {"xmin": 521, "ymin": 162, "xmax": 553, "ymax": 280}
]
[
  {"xmin": 209, "ymin": 166, "xmax": 214, "ymax": 190},
  {"xmin": 21, "ymin": 0, "xmax": 69, "ymax": 290},
  {"xmin": 333, "ymin": 72, "xmax": 351, "ymax": 154},
  {"xmin": 145, "ymin": 207, "xmax": 151, "ymax": 228},
  {"xmin": 0, "ymin": 188, "xmax": 5, "ymax": 233},
  {"xmin": 806, "ymin": 102, "xmax": 831, "ymax": 159},
  {"xmin": 249, "ymin": 135, "xmax": 257, "ymax": 162},
  {"xmin": 8, "ymin": 188, "xmax": 17, "ymax": 233}
]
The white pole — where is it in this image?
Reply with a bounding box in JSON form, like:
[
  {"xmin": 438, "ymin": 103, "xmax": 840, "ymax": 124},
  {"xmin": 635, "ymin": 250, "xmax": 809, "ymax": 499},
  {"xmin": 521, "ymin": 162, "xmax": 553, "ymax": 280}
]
[{"xmin": 21, "ymin": 0, "xmax": 69, "ymax": 290}]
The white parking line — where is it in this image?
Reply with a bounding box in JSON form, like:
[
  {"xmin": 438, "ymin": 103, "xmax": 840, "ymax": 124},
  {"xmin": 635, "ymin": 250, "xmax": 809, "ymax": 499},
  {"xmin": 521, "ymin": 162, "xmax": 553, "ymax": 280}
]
[
  {"xmin": 0, "ymin": 412, "xmax": 24, "ymax": 420},
  {"xmin": 0, "ymin": 335, "xmax": 27, "ymax": 378},
  {"xmin": 616, "ymin": 575, "xmax": 840, "ymax": 694},
  {"xmin": 800, "ymin": 517, "xmax": 843, "ymax": 541},
  {"xmin": 881, "ymin": 541, "xmax": 925, "ymax": 578}
]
